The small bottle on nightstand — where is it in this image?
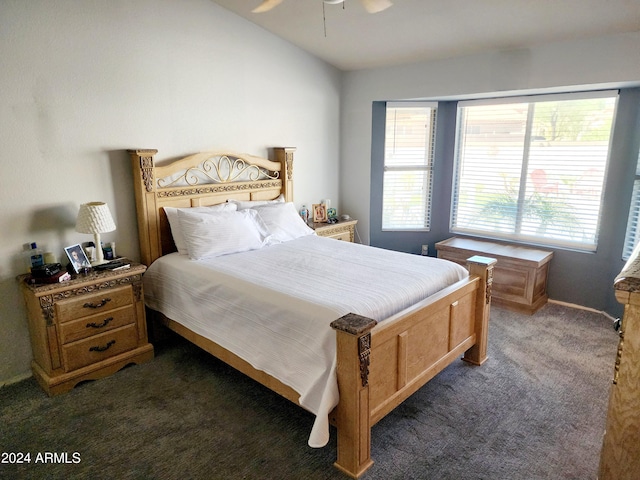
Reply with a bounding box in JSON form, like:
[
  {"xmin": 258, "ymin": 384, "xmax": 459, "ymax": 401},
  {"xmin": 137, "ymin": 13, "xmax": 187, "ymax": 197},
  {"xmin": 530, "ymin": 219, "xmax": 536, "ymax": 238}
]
[
  {"xmin": 27, "ymin": 242, "xmax": 44, "ymax": 271},
  {"xmin": 300, "ymin": 205, "xmax": 309, "ymax": 222}
]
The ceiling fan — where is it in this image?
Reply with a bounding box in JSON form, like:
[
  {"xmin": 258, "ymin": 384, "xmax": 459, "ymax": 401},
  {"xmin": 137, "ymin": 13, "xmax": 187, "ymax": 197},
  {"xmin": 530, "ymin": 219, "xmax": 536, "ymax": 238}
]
[{"xmin": 252, "ymin": 0, "xmax": 393, "ymax": 14}]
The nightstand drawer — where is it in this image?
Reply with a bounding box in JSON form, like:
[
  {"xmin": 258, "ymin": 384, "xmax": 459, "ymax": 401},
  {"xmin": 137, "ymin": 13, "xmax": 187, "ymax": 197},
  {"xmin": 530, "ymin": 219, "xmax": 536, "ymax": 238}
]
[
  {"xmin": 56, "ymin": 285, "xmax": 133, "ymax": 322},
  {"xmin": 311, "ymin": 219, "xmax": 357, "ymax": 243},
  {"xmin": 329, "ymin": 231, "xmax": 351, "ymax": 241},
  {"xmin": 58, "ymin": 305, "xmax": 136, "ymax": 344},
  {"xmin": 62, "ymin": 324, "xmax": 138, "ymax": 372}
]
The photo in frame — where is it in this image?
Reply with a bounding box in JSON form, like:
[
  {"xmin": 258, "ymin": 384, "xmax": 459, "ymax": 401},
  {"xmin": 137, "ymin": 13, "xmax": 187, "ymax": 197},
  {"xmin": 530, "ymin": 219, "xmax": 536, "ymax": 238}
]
[
  {"xmin": 312, "ymin": 204, "xmax": 327, "ymax": 223},
  {"xmin": 65, "ymin": 243, "xmax": 91, "ymax": 273}
]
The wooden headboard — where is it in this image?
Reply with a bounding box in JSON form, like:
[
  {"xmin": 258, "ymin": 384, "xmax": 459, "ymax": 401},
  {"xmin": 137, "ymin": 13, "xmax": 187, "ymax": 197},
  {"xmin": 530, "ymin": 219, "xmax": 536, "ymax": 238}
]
[{"xmin": 128, "ymin": 148, "xmax": 295, "ymax": 266}]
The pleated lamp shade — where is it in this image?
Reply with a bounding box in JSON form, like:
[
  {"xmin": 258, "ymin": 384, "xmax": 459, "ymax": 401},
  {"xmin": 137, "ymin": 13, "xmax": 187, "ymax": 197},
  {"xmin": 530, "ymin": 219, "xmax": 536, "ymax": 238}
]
[{"xmin": 76, "ymin": 202, "xmax": 116, "ymax": 265}]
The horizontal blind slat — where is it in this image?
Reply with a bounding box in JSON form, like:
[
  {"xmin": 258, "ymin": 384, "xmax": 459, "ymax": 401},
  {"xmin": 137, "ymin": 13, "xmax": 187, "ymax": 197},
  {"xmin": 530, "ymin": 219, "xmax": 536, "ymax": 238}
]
[{"xmin": 624, "ymin": 177, "xmax": 640, "ymax": 259}]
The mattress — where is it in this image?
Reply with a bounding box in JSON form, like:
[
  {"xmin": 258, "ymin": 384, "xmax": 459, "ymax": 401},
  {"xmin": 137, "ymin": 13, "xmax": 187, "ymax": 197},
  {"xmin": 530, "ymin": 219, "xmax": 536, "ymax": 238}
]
[{"xmin": 143, "ymin": 234, "xmax": 468, "ymax": 447}]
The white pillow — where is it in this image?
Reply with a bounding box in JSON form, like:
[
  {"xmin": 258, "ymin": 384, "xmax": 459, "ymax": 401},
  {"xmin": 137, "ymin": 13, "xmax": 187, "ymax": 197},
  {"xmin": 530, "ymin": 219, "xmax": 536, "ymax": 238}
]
[
  {"xmin": 164, "ymin": 203, "xmax": 237, "ymax": 255},
  {"xmin": 229, "ymin": 194, "xmax": 285, "ymax": 210},
  {"xmin": 177, "ymin": 209, "xmax": 269, "ymax": 260},
  {"xmin": 254, "ymin": 202, "xmax": 315, "ymax": 243}
]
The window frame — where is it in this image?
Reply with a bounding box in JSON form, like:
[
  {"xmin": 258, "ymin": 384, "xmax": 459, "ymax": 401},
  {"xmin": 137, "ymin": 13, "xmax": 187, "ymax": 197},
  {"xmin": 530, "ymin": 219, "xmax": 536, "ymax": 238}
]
[
  {"xmin": 450, "ymin": 90, "xmax": 618, "ymax": 251},
  {"xmin": 382, "ymin": 101, "xmax": 437, "ymax": 232}
]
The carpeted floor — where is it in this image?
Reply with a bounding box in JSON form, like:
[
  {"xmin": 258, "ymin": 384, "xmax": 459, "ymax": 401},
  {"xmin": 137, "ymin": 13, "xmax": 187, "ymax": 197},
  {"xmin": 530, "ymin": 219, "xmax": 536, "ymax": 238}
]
[{"xmin": 0, "ymin": 303, "xmax": 618, "ymax": 479}]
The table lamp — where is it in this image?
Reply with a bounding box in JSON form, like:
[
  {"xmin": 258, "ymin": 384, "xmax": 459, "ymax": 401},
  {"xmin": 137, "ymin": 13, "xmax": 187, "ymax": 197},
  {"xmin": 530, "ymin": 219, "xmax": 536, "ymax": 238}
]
[{"xmin": 75, "ymin": 202, "xmax": 116, "ymax": 265}]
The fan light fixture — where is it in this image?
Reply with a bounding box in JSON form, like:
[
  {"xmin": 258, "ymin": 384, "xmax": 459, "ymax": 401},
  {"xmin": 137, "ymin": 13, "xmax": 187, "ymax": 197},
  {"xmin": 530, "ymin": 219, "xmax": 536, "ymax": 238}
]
[{"xmin": 252, "ymin": 0, "xmax": 393, "ymax": 14}]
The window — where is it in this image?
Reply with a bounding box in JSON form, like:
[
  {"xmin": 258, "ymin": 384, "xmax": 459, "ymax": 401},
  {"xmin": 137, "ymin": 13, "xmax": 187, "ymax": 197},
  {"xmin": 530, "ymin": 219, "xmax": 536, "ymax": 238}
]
[
  {"xmin": 382, "ymin": 102, "xmax": 437, "ymax": 230},
  {"xmin": 623, "ymin": 150, "xmax": 640, "ymax": 260},
  {"xmin": 450, "ymin": 91, "xmax": 617, "ymax": 251}
]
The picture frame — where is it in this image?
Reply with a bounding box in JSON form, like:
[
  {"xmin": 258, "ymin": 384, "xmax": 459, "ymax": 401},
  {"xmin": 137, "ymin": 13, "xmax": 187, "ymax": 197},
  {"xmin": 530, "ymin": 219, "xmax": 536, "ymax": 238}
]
[
  {"xmin": 312, "ymin": 203, "xmax": 327, "ymax": 223},
  {"xmin": 65, "ymin": 243, "xmax": 91, "ymax": 274},
  {"xmin": 326, "ymin": 207, "xmax": 338, "ymax": 224}
]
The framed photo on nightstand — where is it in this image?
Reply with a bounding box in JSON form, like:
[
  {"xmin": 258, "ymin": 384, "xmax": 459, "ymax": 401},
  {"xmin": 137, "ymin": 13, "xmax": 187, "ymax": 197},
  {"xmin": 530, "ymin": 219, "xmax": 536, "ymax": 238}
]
[
  {"xmin": 312, "ymin": 204, "xmax": 327, "ymax": 223},
  {"xmin": 65, "ymin": 244, "xmax": 90, "ymax": 274}
]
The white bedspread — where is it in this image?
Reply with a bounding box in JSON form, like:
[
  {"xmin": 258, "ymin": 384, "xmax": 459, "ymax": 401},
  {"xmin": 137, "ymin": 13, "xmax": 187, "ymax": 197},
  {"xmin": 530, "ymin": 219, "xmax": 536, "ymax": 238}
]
[{"xmin": 143, "ymin": 235, "xmax": 468, "ymax": 447}]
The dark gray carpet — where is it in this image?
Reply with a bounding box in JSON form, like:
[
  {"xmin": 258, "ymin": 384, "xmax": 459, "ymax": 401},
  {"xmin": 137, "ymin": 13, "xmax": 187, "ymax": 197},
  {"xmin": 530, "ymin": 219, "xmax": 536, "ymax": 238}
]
[{"xmin": 0, "ymin": 303, "xmax": 618, "ymax": 479}]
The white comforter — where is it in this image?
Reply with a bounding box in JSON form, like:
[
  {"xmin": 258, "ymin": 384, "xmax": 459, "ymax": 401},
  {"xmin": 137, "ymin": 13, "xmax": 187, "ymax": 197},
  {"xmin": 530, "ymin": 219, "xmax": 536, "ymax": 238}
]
[{"xmin": 143, "ymin": 235, "xmax": 468, "ymax": 447}]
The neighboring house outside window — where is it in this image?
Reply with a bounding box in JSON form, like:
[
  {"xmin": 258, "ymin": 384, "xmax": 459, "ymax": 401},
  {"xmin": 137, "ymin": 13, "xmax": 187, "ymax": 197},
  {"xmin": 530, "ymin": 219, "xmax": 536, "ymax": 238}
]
[
  {"xmin": 382, "ymin": 102, "xmax": 437, "ymax": 231},
  {"xmin": 450, "ymin": 91, "xmax": 617, "ymax": 251}
]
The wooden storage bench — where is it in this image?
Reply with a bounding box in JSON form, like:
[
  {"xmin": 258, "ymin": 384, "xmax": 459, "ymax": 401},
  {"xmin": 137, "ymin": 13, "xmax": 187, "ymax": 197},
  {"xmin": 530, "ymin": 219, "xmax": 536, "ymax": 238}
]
[{"xmin": 436, "ymin": 237, "xmax": 553, "ymax": 314}]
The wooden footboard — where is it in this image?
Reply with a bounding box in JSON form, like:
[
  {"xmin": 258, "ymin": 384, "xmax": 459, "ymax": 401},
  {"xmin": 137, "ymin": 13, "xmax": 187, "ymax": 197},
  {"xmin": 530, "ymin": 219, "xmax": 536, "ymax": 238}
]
[
  {"xmin": 151, "ymin": 256, "xmax": 495, "ymax": 480},
  {"xmin": 331, "ymin": 256, "xmax": 496, "ymax": 478}
]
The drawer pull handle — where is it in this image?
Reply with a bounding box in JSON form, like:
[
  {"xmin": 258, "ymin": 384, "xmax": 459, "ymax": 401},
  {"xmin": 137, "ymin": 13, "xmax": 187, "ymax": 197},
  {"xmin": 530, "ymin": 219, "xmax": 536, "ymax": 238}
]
[
  {"xmin": 86, "ymin": 317, "xmax": 113, "ymax": 329},
  {"xmin": 83, "ymin": 298, "xmax": 111, "ymax": 309},
  {"xmin": 89, "ymin": 340, "xmax": 115, "ymax": 353}
]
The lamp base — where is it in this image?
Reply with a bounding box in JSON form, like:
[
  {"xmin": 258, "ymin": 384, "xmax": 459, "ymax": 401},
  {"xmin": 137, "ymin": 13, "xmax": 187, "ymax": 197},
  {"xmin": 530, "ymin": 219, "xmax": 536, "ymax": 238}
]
[{"xmin": 91, "ymin": 232, "xmax": 107, "ymax": 266}]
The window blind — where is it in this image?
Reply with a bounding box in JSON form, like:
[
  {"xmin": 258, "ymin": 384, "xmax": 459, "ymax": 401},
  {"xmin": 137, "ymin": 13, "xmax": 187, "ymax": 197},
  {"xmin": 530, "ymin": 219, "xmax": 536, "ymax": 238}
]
[
  {"xmin": 623, "ymin": 150, "xmax": 640, "ymax": 260},
  {"xmin": 450, "ymin": 91, "xmax": 617, "ymax": 251},
  {"xmin": 382, "ymin": 102, "xmax": 436, "ymax": 230}
]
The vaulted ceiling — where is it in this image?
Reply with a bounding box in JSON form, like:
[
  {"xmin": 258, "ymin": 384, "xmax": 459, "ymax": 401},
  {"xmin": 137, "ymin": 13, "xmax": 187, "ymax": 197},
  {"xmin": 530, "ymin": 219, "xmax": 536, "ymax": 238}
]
[{"xmin": 211, "ymin": 0, "xmax": 640, "ymax": 71}]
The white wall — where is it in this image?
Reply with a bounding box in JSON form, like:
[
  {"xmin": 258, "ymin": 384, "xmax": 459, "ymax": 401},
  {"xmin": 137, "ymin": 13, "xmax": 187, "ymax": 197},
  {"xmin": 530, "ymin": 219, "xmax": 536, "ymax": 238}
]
[
  {"xmin": 340, "ymin": 32, "xmax": 640, "ymax": 244},
  {"xmin": 0, "ymin": 0, "xmax": 341, "ymax": 385}
]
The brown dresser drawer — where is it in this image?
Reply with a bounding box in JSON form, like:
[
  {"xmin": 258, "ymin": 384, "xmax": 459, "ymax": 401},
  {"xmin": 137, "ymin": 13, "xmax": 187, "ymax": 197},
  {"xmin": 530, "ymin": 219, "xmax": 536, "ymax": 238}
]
[
  {"xmin": 62, "ymin": 324, "xmax": 138, "ymax": 372},
  {"xmin": 55, "ymin": 285, "xmax": 133, "ymax": 322},
  {"xmin": 58, "ymin": 305, "xmax": 136, "ymax": 344}
]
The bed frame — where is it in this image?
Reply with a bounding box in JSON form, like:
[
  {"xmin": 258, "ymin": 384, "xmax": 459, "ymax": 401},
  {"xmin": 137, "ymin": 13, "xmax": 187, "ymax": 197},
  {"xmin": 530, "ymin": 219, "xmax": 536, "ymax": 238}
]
[{"xmin": 129, "ymin": 147, "xmax": 496, "ymax": 478}]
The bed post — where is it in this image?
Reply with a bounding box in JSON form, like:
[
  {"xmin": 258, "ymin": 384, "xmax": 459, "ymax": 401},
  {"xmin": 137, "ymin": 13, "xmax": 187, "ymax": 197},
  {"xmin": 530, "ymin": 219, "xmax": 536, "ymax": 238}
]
[
  {"xmin": 273, "ymin": 147, "xmax": 295, "ymax": 202},
  {"xmin": 464, "ymin": 255, "xmax": 497, "ymax": 366},
  {"xmin": 330, "ymin": 313, "xmax": 378, "ymax": 479},
  {"xmin": 128, "ymin": 149, "xmax": 159, "ymax": 267}
]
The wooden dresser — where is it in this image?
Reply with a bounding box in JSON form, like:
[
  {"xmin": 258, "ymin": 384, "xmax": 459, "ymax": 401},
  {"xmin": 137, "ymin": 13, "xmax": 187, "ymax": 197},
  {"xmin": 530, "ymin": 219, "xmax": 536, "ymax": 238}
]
[
  {"xmin": 311, "ymin": 219, "xmax": 357, "ymax": 242},
  {"xmin": 18, "ymin": 263, "xmax": 154, "ymax": 396},
  {"xmin": 436, "ymin": 236, "xmax": 553, "ymax": 314},
  {"xmin": 598, "ymin": 251, "xmax": 640, "ymax": 479}
]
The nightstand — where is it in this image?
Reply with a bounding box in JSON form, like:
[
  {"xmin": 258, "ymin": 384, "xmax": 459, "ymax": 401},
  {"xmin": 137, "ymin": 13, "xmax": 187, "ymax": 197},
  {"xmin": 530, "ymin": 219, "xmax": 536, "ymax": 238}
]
[
  {"xmin": 18, "ymin": 263, "xmax": 154, "ymax": 396},
  {"xmin": 311, "ymin": 219, "xmax": 358, "ymax": 242}
]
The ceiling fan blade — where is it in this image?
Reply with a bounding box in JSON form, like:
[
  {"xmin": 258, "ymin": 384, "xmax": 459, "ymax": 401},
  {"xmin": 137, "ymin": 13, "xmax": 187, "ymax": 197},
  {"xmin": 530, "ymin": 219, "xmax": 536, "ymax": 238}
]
[
  {"xmin": 360, "ymin": 0, "xmax": 393, "ymax": 14},
  {"xmin": 252, "ymin": 0, "xmax": 285, "ymax": 13}
]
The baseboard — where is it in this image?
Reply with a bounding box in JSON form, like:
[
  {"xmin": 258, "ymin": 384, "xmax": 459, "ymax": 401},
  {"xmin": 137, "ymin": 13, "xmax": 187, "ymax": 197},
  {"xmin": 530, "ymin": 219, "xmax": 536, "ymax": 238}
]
[
  {"xmin": 0, "ymin": 372, "xmax": 32, "ymax": 389},
  {"xmin": 547, "ymin": 298, "xmax": 618, "ymax": 322}
]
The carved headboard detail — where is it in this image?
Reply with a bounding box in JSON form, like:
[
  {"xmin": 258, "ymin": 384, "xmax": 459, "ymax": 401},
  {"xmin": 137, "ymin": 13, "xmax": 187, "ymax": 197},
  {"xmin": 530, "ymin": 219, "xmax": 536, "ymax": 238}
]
[{"xmin": 128, "ymin": 148, "xmax": 295, "ymax": 266}]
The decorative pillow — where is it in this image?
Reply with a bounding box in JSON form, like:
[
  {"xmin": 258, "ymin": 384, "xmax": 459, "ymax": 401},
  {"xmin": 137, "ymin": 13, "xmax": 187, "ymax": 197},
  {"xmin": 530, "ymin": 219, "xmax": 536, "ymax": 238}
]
[
  {"xmin": 177, "ymin": 209, "xmax": 269, "ymax": 260},
  {"xmin": 254, "ymin": 202, "xmax": 315, "ymax": 243},
  {"xmin": 164, "ymin": 203, "xmax": 238, "ymax": 255},
  {"xmin": 228, "ymin": 194, "xmax": 285, "ymax": 210}
]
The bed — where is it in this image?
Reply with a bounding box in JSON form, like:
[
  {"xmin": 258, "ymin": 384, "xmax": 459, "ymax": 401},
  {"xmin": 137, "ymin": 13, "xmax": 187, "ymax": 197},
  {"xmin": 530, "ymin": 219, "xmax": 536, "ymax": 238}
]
[{"xmin": 129, "ymin": 147, "xmax": 496, "ymax": 478}]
